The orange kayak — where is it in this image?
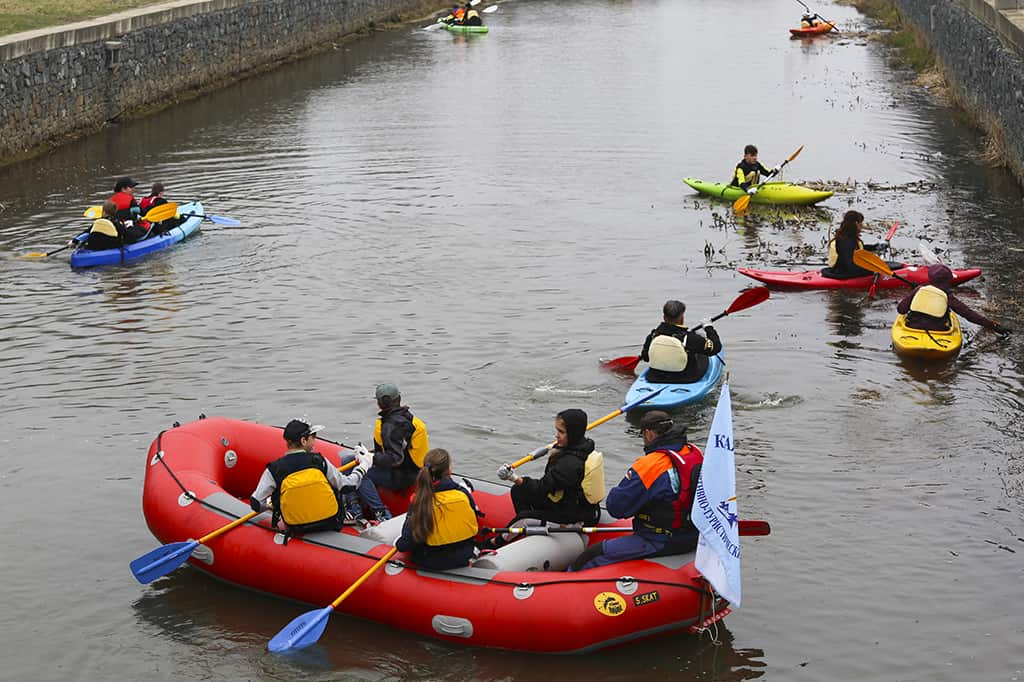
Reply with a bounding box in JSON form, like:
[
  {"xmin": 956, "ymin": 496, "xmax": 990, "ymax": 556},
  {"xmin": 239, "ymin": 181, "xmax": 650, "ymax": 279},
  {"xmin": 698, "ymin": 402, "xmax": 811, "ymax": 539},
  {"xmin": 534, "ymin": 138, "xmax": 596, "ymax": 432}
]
[{"xmin": 790, "ymin": 22, "xmax": 835, "ymax": 35}]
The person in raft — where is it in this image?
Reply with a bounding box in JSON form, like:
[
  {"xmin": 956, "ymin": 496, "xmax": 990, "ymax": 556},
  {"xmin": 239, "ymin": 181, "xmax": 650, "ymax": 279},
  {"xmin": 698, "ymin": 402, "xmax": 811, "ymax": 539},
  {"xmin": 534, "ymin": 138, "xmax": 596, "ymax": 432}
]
[
  {"xmin": 729, "ymin": 144, "xmax": 781, "ymax": 194},
  {"xmin": 800, "ymin": 12, "xmax": 823, "ymax": 27},
  {"xmin": 897, "ymin": 263, "xmax": 1012, "ymax": 335},
  {"xmin": 366, "ymin": 383, "xmax": 430, "ymax": 520},
  {"xmin": 108, "ymin": 177, "xmax": 147, "ymax": 242},
  {"xmin": 639, "ymin": 299, "xmax": 722, "ymax": 384},
  {"xmin": 249, "ymin": 419, "xmax": 373, "ymax": 534},
  {"xmin": 820, "ymin": 210, "xmax": 890, "ymax": 280},
  {"xmin": 461, "ymin": 1, "xmax": 482, "ymax": 25},
  {"xmin": 85, "ymin": 200, "xmax": 128, "ymax": 251},
  {"xmin": 138, "ymin": 182, "xmax": 185, "ymax": 234},
  {"xmin": 395, "ymin": 448, "xmax": 483, "ymax": 570},
  {"xmin": 570, "ymin": 411, "xmax": 703, "ymax": 571},
  {"xmin": 497, "ymin": 408, "xmax": 603, "ymax": 525}
]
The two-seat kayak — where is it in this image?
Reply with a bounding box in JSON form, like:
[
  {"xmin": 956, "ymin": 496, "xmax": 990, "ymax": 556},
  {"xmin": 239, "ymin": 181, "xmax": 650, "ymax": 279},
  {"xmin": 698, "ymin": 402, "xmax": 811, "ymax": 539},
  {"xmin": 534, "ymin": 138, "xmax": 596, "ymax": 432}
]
[
  {"xmin": 437, "ymin": 18, "xmax": 489, "ymax": 33},
  {"xmin": 624, "ymin": 354, "xmax": 725, "ymax": 410},
  {"xmin": 139, "ymin": 417, "xmax": 738, "ymax": 653},
  {"xmin": 683, "ymin": 177, "xmax": 833, "ymax": 206},
  {"xmin": 891, "ymin": 313, "xmax": 963, "ymax": 360},
  {"xmin": 738, "ymin": 264, "xmax": 982, "ymax": 290},
  {"xmin": 70, "ymin": 201, "xmax": 204, "ymax": 268}
]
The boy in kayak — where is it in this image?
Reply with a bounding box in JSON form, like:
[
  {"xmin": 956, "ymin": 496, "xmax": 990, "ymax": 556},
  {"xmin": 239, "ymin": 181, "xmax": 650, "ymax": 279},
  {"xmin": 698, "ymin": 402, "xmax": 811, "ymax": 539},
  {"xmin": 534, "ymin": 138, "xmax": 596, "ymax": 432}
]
[
  {"xmin": 138, "ymin": 182, "xmax": 185, "ymax": 234},
  {"xmin": 396, "ymin": 448, "xmax": 482, "ymax": 570},
  {"xmin": 800, "ymin": 12, "xmax": 823, "ymax": 28},
  {"xmin": 729, "ymin": 145, "xmax": 781, "ymax": 193},
  {"xmin": 461, "ymin": 2, "xmax": 482, "ymax": 25},
  {"xmin": 639, "ymin": 300, "xmax": 722, "ymax": 384},
  {"xmin": 442, "ymin": 3, "xmax": 464, "ymax": 23},
  {"xmin": 821, "ymin": 210, "xmax": 889, "ymax": 279},
  {"xmin": 896, "ymin": 263, "xmax": 1011, "ymax": 335},
  {"xmin": 109, "ymin": 177, "xmax": 147, "ymax": 242},
  {"xmin": 249, "ymin": 419, "xmax": 373, "ymax": 534},
  {"xmin": 85, "ymin": 200, "xmax": 127, "ymax": 251},
  {"xmin": 570, "ymin": 411, "xmax": 702, "ymax": 571}
]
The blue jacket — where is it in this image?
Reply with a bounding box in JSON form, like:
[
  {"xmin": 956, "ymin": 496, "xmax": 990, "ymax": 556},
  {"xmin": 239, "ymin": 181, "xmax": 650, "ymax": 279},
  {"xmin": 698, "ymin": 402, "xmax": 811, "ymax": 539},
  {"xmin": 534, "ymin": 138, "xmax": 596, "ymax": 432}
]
[{"xmin": 397, "ymin": 477, "xmax": 480, "ymax": 570}]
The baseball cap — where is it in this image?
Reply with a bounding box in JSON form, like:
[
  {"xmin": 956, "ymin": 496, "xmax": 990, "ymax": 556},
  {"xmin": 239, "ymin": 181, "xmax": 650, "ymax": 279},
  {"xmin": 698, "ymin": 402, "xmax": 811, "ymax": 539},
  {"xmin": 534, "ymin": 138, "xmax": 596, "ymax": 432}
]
[
  {"xmin": 114, "ymin": 177, "xmax": 139, "ymax": 191},
  {"xmin": 375, "ymin": 383, "xmax": 400, "ymax": 402},
  {"xmin": 639, "ymin": 411, "xmax": 673, "ymax": 432},
  {"xmin": 283, "ymin": 419, "xmax": 324, "ymax": 442}
]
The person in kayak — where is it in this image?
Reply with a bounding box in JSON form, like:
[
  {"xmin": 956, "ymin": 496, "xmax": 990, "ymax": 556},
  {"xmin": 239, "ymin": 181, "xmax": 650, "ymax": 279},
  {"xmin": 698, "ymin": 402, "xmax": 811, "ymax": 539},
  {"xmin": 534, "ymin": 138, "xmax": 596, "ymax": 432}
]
[
  {"xmin": 249, "ymin": 419, "xmax": 373, "ymax": 534},
  {"xmin": 85, "ymin": 200, "xmax": 127, "ymax": 250},
  {"xmin": 108, "ymin": 177, "xmax": 147, "ymax": 242},
  {"xmin": 138, "ymin": 182, "xmax": 185, "ymax": 234},
  {"xmin": 461, "ymin": 2, "xmax": 482, "ymax": 25},
  {"xmin": 496, "ymin": 408, "xmax": 603, "ymax": 525},
  {"xmin": 395, "ymin": 448, "xmax": 482, "ymax": 570},
  {"xmin": 443, "ymin": 3, "xmax": 465, "ymax": 23},
  {"xmin": 570, "ymin": 411, "xmax": 702, "ymax": 571},
  {"xmin": 820, "ymin": 210, "xmax": 888, "ymax": 279},
  {"xmin": 800, "ymin": 12, "xmax": 823, "ymax": 28},
  {"xmin": 639, "ymin": 300, "xmax": 722, "ymax": 383},
  {"xmin": 729, "ymin": 145, "xmax": 781, "ymax": 193},
  {"xmin": 897, "ymin": 263, "xmax": 1012, "ymax": 335},
  {"xmin": 366, "ymin": 383, "xmax": 430, "ymax": 521}
]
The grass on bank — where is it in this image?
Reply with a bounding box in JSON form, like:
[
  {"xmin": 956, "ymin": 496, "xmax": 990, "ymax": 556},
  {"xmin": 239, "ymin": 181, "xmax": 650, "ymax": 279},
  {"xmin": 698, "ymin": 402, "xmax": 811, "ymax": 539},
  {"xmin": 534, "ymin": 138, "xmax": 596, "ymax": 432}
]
[
  {"xmin": 0, "ymin": 0, "xmax": 162, "ymax": 37},
  {"xmin": 841, "ymin": 0, "xmax": 935, "ymax": 72}
]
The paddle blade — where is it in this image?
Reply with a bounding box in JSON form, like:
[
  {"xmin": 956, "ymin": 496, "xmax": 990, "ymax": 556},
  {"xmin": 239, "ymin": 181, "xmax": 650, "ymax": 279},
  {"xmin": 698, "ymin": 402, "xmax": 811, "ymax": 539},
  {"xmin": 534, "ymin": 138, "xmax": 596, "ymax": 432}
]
[
  {"xmin": 482, "ymin": 4, "xmax": 498, "ymax": 11},
  {"xmin": 206, "ymin": 214, "xmax": 240, "ymax": 226},
  {"xmin": 786, "ymin": 145, "xmax": 805, "ymax": 163},
  {"xmin": 601, "ymin": 355, "xmax": 640, "ymax": 373},
  {"xmin": 142, "ymin": 203, "xmax": 178, "ymax": 223},
  {"xmin": 733, "ymin": 193, "xmax": 752, "ymax": 212},
  {"xmin": 738, "ymin": 519, "xmax": 771, "ymax": 536},
  {"xmin": 19, "ymin": 251, "xmax": 49, "ymax": 259},
  {"xmin": 852, "ymin": 249, "xmax": 893, "ymax": 277},
  {"xmin": 84, "ymin": 206, "xmax": 102, "ymax": 219},
  {"xmin": 726, "ymin": 286, "xmax": 770, "ymax": 315},
  {"xmin": 884, "ymin": 221, "xmax": 900, "ymax": 241},
  {"xmin": 129, "ymin": 539, "xmax": 199, "ymax": 583},
  {"xmin": 269, "ymin": 606, "xmax": 334, "ymax": 653}
]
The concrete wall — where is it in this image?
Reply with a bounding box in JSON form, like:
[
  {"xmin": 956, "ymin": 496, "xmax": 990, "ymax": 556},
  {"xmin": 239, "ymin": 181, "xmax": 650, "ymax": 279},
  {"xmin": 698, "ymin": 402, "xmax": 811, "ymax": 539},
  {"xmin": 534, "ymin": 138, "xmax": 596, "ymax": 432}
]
[
  {"xmin": 0, "ymin": 0, "xmax": 437, "ymax": 162},
  {"xmin": 893, "ymin": 0, "xmax": 1024, "ymax": 184}
]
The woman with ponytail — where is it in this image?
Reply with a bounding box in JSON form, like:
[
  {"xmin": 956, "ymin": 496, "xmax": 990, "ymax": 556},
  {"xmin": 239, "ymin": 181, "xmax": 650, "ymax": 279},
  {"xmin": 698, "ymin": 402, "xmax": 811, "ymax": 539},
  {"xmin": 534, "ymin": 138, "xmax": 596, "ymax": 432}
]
[{"xmin": 395, "ymin": 449, "xmax": 481, "ymax": 570}]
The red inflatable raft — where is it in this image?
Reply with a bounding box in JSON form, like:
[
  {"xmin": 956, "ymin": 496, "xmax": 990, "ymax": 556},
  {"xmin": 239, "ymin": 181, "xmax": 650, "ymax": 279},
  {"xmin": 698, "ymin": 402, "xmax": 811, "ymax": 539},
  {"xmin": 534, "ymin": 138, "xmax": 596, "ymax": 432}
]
[
  {"xmin": 738, "ymin": 264, "xmax": 982, "ymax": 290},
  {"xmin": 140, "ymin": 417, "xmax": 736, "ymax": 653}
]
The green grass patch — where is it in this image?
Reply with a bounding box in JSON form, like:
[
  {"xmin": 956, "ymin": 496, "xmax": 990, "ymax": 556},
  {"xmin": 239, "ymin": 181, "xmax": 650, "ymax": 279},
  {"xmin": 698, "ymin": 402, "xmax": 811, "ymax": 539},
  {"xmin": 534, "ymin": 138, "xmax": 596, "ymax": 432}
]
[
  {"xmin": 844, "ymin": 0, "xmax": 935, "ymax": 72},
  {"xmin": 0, "ymin": 0, "xmax": 162, "ymax": 37}
]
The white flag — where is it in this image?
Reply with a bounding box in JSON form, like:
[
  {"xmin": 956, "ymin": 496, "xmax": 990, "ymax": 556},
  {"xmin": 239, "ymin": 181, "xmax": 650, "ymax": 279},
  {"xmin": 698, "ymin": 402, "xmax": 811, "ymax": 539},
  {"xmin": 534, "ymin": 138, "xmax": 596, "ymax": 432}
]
[{"xmin": 692, "ymin": 382, "xmax": 741, "ymax": 607}]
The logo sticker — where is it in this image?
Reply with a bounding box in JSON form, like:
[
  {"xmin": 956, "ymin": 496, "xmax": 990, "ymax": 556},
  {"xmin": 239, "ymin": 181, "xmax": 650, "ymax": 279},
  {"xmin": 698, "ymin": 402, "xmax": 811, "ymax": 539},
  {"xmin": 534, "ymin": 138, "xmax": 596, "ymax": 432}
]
[
  {"xmin": 594, "ymin": 591, "xmax": 626, "ymax": 617},
  {"xmin": 633, "ymin": 590, "xmax": 660, "ymax": 607}
]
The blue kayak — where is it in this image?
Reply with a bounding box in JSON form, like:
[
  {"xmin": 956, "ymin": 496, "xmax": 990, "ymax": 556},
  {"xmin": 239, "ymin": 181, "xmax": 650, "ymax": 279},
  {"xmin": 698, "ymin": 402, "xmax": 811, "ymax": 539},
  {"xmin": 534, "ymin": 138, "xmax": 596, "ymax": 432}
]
[
  {"xmin": 70, "ymin": 202, "xmax": 203, "ymax": 268},
  {"xmin": 624, "ymin": 354, "xmax": 725, "ymax": 409}
]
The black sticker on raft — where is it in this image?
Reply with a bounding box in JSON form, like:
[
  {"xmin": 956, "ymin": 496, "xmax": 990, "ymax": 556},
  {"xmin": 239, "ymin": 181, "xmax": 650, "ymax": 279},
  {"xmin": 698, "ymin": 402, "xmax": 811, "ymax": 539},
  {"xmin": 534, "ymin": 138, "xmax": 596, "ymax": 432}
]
[{"xmin": 633, "ymin": 590, "xmax": 660, "ymax": 607}]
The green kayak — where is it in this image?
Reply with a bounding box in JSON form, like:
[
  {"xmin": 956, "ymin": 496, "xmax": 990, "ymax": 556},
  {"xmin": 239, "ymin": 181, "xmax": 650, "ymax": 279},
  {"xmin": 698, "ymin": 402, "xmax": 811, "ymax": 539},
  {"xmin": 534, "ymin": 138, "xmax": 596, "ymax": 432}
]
[
  {"xmin": 683, "ymin": 177, "xmax": 833, "ymax": 206},
  {"xmin": 438, "ymin": 19, "xmax": 489, "ymax": 33}
]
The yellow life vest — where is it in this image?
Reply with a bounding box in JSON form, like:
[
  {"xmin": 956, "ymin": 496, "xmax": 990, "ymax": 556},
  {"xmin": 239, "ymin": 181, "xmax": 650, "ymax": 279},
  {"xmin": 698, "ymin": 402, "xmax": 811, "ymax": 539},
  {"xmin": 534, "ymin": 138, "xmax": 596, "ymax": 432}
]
[
  {"xmin": 275, "ymin": 466, "xmax": 338, "ymax": 527},
  {"xmin": 581, "ymin": 451, "xmax": 606, "ymax": 504},
  {"xmin": 374, "ymin": 414, "xmax": 430, "ymax": 467},
  {"xmin": 465, "ymin": 8, "xmax": 480, "ymax": 20},
  {"xmin": 827, "ymin": 237, "xmax": 864, "ymax": 267},
  {"xmin": 90, "ymin": 218, "xmax": 119, "ymax": 238},
  {"xmin": 648, "ymin": 334, "xmax": 688, "ymax": 372},
  {"xmin": 425, "ymin": 488, "xmax": 479, "ymax": 546},
  {"xmin": 909, "ymin": 285, "xmax": 948, "ymax": 318}
]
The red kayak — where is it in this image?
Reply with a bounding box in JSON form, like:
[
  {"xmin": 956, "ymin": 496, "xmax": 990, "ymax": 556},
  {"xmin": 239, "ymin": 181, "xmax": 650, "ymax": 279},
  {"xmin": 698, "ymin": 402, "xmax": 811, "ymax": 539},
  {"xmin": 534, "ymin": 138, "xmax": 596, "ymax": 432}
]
[
  {"xmin": 789, "ymin": 22, "xmax": 835, "ymax": 36},
  {"xmin": 738, "ymin": 264, "xmax": 982, "ymax": 290}
]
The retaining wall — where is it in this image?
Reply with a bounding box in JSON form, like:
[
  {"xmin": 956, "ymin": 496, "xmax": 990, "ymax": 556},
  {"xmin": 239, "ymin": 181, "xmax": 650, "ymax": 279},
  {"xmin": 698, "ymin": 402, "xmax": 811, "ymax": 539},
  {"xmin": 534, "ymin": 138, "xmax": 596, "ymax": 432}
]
[
  {"xmin": 0, "ymin": 0, "xmax": 437, "ymax": 162},
  {"xmin": 894, "ymin": 0, "xmax": 1024, "ymax": 184}
]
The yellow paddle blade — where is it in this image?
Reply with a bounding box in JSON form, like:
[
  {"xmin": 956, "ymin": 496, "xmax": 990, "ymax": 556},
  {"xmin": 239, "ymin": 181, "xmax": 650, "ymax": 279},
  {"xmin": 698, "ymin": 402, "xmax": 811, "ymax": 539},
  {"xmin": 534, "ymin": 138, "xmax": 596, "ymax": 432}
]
[
  {"xmin": 733, "ymin": 193, "xmax": 752, "ymax": 212},
  {"xmin": 143, "ymin": 202, "xmax": 178, "ymax": 223},
  {"xmin": 786, "ymin": 145, "xmax": 805, "ymax": 163},
  {"xmin": 83, "ymin": 206, "xmax": 102, "ymax": 219},
  {"xmin": 852, "ymin": 248, "xmax": 893, "ymax": 276},
  {"xmin": 18, "ymin": 252, "xmax": 49, "ymax": 259}
]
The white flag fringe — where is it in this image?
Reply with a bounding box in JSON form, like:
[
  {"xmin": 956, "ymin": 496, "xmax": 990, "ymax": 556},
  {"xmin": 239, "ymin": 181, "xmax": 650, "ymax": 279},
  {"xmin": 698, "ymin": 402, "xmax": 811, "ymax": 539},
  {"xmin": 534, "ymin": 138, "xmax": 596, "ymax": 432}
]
[{"xmin": 692, "ymin": 382, "xmax": 741, "ymax": 607}]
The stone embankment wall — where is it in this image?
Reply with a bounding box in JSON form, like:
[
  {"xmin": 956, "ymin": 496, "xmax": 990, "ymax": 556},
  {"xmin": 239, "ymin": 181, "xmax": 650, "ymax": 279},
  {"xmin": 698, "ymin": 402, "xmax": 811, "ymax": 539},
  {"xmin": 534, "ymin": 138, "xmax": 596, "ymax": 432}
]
[
  {"xmin": 893, "ymin": 0, "xmax": 1024, "ymax": 184},
  {"xmin": 0, "ymin": 0, "xmax": 436, "ymax": 162}
]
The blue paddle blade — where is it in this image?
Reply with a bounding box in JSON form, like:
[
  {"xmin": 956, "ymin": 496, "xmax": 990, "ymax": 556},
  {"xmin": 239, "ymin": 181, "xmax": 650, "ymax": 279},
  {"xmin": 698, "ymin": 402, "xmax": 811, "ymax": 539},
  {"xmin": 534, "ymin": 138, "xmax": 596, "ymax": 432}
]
[
  {"xmin": 268, "ymin": 606, "xmax": 334, "ymax": 653},
  {"xmin": 129, "ymin": 539, "xmax": 198, "ymax": 584},
  {"xmin": 206, "ymin": 214, "xmax": 240, "ymax": 226}
]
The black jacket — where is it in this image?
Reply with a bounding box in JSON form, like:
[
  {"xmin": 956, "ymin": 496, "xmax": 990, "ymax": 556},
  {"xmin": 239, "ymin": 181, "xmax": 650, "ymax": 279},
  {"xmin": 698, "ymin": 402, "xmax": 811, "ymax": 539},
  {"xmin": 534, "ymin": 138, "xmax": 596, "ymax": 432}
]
[
  {"xmin": 515, "ymin": 438, "xmax": 599, "ymax": 524},
  {"xmin": 640, "ymin": 322, "xmax": 723, "ymax": 383}
]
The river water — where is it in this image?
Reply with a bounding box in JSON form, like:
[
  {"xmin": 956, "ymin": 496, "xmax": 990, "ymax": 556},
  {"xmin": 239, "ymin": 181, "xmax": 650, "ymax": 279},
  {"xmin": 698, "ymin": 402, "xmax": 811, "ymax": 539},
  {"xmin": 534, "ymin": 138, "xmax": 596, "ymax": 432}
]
[{"xmin": 1, "ymin": 0, "xmax": 1022, "ymax": 679}]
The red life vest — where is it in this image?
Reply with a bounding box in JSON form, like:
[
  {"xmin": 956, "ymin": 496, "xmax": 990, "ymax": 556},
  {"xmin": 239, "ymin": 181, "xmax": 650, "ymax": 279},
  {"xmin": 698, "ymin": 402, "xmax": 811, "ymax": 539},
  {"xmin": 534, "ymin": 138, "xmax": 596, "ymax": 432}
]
[{"xmin": 634, "ymin": 445, "xmax": 704, "ymax": 535}]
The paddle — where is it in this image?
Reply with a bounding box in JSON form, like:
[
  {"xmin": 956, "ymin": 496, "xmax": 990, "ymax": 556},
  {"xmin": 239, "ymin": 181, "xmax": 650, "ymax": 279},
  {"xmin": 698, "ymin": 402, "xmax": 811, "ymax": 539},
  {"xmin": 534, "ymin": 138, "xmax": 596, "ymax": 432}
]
[
  {"xmin": 918, "ymin": 242, "xmax": 942, "ymax": 265},
  {"xmin": 795, "ymin": 0, "xmax": 840, "ymax": 33},
  {"xmin": 19, "ymin": 203, "xmax": 179, "ymax": 259},
  {"xmin": 178, "ymin": 212, "xmax": 241, "ymax": 226},
  {"xmin": 268, "ymin": 547, "xmax": 398, "ymax": 653},
  {"xmin": 504, "ymin": 388, "xmax": 668, "ymax": 472},
  {"xmin": 733, "ymin": 145, "xmax": 804, "ymax": 212},
  {"xmin": 130, "ymin": 510, "xmax": 260, "ymax": 583},
  {"xmin": 867, "ymin": 222, "xmax": 900, "ymax": 299},
  {"xmin": 601, "ymin": 287, "xmax": 771, "ymax": 373},
  {"xmin": 482, "ymin": 5, "xmax": 498, "ymax": 12},
  {"xmin": 852, "ymin": 248, "xmax": 915, "ymax": 287},
  {"xmin": 483, "ymin": 519, "xmax": 771, "ymax": 536}
]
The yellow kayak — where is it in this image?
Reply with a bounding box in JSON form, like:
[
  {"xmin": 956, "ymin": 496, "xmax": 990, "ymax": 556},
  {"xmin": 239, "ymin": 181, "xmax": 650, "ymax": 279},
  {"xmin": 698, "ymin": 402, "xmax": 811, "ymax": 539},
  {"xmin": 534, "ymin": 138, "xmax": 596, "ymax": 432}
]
[{"xmin": 891, "ymin": 312, "xmax": 963, "ymax": 360}]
